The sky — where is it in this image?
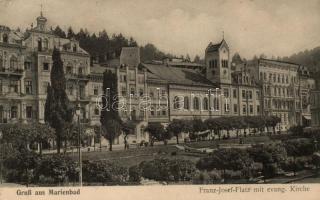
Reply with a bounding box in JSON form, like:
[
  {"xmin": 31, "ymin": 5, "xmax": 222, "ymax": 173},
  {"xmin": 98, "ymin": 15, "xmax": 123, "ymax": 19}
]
[{"xmin": 0, "ymin": 0, "xmax": 320, "ymax": 59}]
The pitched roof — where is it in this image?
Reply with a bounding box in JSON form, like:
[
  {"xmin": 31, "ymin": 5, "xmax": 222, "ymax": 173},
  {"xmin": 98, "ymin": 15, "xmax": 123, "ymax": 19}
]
[
  {"xmin": 120, "ymin": 47, "xmax": 140, "ymax": 67},
  {"xmin": 142, "ymin": 63, "xmax": 216, "ymax": 87},
  {"xmin": 90, "ymin": 64, "xmax": 107, "ymax": 74},
  {"xmin": 206, "ymin": 39, "xmax": 228, "ymax": 53}
]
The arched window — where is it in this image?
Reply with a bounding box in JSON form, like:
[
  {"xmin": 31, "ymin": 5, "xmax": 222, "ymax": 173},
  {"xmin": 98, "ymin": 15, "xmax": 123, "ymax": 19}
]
[
  {"xmin": 193, "ymin": 97, "xmax": 200, "ymax": 110},
  {"xmin": 213, "ymin": 97, "xmax": 220, "ymax": 110},
  {"xmin": 173, "ymin": 96, "xmax": 181, "ymax": 109},
  {"xmin": 38, "ymin": 38, "xmax": 42, "ymax": 51},
  {"xmin": 203, "ymin": 97, "xmax": 209, "ymax": 110},
  {"xmin": 43, "ymin": 38, "xmax": 49, "ymax": 50},
  {"xmin": 2, "ymin": 33, "xmax": 8, "ymax": 43},
  {"xmin": 10, "ymin": 56, "xmax": 17, "ymax": 69},
  {"xmin": 184, "ymin": 96, "xmax": 189, "ymax": 109}
]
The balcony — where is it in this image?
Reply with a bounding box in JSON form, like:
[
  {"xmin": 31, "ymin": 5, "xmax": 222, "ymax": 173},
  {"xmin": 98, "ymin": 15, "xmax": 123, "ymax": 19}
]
[
  {"xmin": 65, "ymin": 73, "xmax": 90, "ymax": 81},
  {"xmin": 0, "ymin": 67, "xmax": 24, "ymax": 76}
]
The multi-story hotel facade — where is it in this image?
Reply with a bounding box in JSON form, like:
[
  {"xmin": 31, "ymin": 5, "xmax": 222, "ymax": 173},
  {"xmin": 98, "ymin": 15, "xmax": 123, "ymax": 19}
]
[{"xmin": 0, "ymin": 13, "xmax": 315, "ymax": 146}]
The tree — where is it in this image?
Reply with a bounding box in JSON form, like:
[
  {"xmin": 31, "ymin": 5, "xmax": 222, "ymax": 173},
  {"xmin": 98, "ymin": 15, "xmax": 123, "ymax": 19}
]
[
  {"xmin": 185, "ymin": 54, "xmax": 191, "ymax": 62},
  {"xmin": 167, "ymin": 119, "xmax": 186, "ymax": 144},
  {"xmin": 121, "ymin": 120, "xmax": 135, "ymax": 149},
  {"xmin": 100, "ymin": 70, "xmax": 122, "ymax": 151},
  {"xmin": 145, "ymin": 122, "xmax": 166, "ymax": 146},
  {"xmin": 44, "ymin": 48, "xmax": 74, "ymax": 154},
  {"xmin": 284, "ymin": 138, "xmax": 315, "ymax": 175},
  {"xmin": 232, "ymin": 52, "xmax": 243, "ymax": 65},
  {"xmin": 265, "ymin": 116, "xmax": 281, "ymax": 134},
  {"xmin": 196, "ymin": 148, "xmax": 253, "ymax": 179},
  {"xmin": 248, "ymin": 143, "xmax": 287, "ymax": 180},
  {"xmin": 193, "ymin": 55, "xmax": 201, "ymax": 63},
  {"xmin": 53, "ymin": 26, "xmax": 66, "ymax": 38},
  {"xmin": 67, "ymin": 26, "xmax": 75, "ymax": 39}
]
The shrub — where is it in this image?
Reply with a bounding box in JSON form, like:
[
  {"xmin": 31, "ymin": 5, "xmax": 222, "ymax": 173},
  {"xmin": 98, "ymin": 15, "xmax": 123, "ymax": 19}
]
[
  {"xmin": 192, "ymin": 170, "xmax": 222, "ymax": 184},
  {"xmin": 129, "ymin": 165, "xmax": 142, "ymax": 183},
  {"xmin": 34, "ymin": 155, "xmax": 76, "ymax": 184},
  {"xmin": 83, "ymin": 160, "xmax": 128, "ymax": 185},
  {"xmin": 139, "ymin": 158, "xmax": 196, "ymax": 182}
]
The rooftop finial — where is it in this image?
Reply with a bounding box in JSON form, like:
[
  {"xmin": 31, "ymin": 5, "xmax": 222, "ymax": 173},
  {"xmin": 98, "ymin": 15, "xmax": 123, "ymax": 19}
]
[
  {"xmin": 40, "ymin": 4, "xmax": 43, "ymax": 17},
  {"xmin": 222, "ymin": 30, "xmax": 224, "ymax": 40}
]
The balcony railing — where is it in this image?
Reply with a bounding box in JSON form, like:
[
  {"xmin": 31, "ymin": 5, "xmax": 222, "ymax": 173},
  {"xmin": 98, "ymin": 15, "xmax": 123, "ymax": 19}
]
[
  {"xmin": 65, "ymin": 73, "xmax": 90, "ymax": 80},
  {"xmin": 0, "ymin": 67, "xmax": 24, "ymax": 75}
]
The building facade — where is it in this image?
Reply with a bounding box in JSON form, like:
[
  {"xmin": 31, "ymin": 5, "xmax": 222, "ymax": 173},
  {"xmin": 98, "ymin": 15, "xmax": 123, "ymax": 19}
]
[
  {"xmin": 0, "ymin": 13, "xmax": 315, "ymax": 146},
  {"xmin": 310, "ymin": 72, "xmax": 320, "ymax": 127}
]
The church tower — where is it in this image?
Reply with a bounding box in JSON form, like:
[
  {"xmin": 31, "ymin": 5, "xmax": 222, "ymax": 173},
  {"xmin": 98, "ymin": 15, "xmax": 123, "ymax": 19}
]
[
  {"xmin": 205, "ymin": 39, "xmax": 231, "ymax": 84},
  {"xmin": 36, "ymin": 10, "xmax": 47, "ymax": 31}
]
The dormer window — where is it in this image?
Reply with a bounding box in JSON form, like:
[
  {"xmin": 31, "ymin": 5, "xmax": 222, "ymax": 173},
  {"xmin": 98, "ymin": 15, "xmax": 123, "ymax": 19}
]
[
  {"xmin": 2, "ymin": 34, "xmax": 8, "ymax": 43},
  {"xmin": 73, "ymin": 44, "xmax": 77, "ymax": 52}
]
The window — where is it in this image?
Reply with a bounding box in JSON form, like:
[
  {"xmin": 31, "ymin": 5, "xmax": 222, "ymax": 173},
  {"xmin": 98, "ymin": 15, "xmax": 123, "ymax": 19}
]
[
  {"xmin": 38, "ymin": 38, "xmax": 42, "ymax": 51},
  {"xmin": 121, "ymin": 87, "xmax": 126, "ymax": 96},
  {"xmin": 0, "ymin": 54, "xmax": 3, "ymax": 68},
  {"xmin": 66, "ymin": 84, "xmax": 72, "ymax": 95},
  {"xmin": 2, "ymin": 34, "xmax": 8, "ymax": 43},
  {"xmin": 149, "ymin": 91, "xmax": 154, "ymax": 98},
  {"xmin": 10, "ymin": 56, "xmax": 18, "ymax": 69},
  {"xmin": 26, "ymin": 106, "xmax": 32, "ymax": 119},
  {"xmin": 43, "ymin": 39, "xmax": 49, "ymax": 50},
  {"xmin": 24, "ymin": 62, "xmax": 31, "ymax": 70},
  {"xmin": 243, "ymin": 104, "xmax": 247, "ymax": 114},
  {"xmin": 257, "ymin": 105, "xmax": 260, "ymax": 114},
  {"xmin": 242, "ymin": 90, "xmax": 246, "ymax": 99},
  {"xmin": 248, "ymin": 91, "xmax": 252, "ymax": 99},
  {"xmin": 161, "ymin": 89, "xmax": 166, "ymax": 97},
  {"xmin": 11, "ymin": 106, "xmax": 17, "ymax": 119},
  {"xmin": 43, "ymin": 62, "xmax": 49, "ymax": 71},
  {"xmin": 93, "ymin": 86, "xmax": 99, "ymax": 95},
  {"xmin": 174, "ymin": 96, "xmax": 181, "ymax": 109},
  {"xmin": 256, "ymin": 91, "xmax": 260, "ymax": 99},
  {"xmin": 139, "ymin": 88, "xmax": 144, "ymax": 96},
  {"xmin": 94, "ymin": 108, "xmax": 99, "ymax": 115},
  {"xmin": 25, "ymin": 80, "xmax": 32, "ymax": 94},
  {"xmin": 0, "ymin": 79, "xmax": 2, "ymax": 94},
  {"xmin": 162, "ymin": 110, "xmax": 166, "ymax": 116},
  {"xmin": 213, "ymin": 97, "xmax": 220, "ymax": 110},
  {"xmin": 73, "ymin": 44, "xmax": 77, "ymax": 52},
  {"xmin": 224, "ymin": 103, "xmax": 230, "ymax": 112},
  {"xmin": 233, "ymin": 104, "xmax": 238, "ymax": 113},
  {"xmin": 223, "ymin": 88, "xmax": 229, "ymax": 98},
  {"xmin": 130, "ymin": 87, "xmax": 135, "ymax": 96},
  {"xmin": 66, "ymin": 66, "xmax": 72, "ymax": 74},
  {"xmin": 193, "ymin": 97, "xmax": 200, "ymax": 110},
  {"xmin": 203, "ymin": 97, "xmax": 209, "ymax": 110},
  {"xmin": 78, "ymin": 67, "xmax": 83, "ymax": 75},
  {"xmin": 233, "ymin": 89, "xmax": 237, "ymax": 98},
  {"xmin": 10, "ymin": 80, "xmax": 18, "ymax": 93},
  {"xmin": 249, "ymin": 105, "xmax": 253, "ymax": 114},
  {"xmin": 184, "ymin": 96, "xmax": 189, "ymax": 109}
]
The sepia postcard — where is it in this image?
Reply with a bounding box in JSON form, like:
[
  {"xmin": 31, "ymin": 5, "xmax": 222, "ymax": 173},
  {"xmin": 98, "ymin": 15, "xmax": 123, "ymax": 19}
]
[{"xmin": 0, "ymin": 0, "xmax": 320, "ymax": 199}]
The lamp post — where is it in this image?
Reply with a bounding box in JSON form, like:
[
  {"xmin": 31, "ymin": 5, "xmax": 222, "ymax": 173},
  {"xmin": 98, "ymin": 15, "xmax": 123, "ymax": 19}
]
[
  {"xmin": 0, "ymin": 130, "xmax": 3, "ymax": 184},
  {"xmin": 75, "ymin": 103, "xmax": 82, "ymax": 186}
]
